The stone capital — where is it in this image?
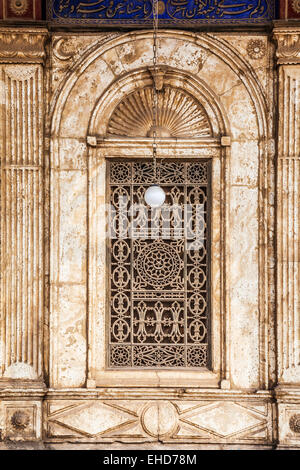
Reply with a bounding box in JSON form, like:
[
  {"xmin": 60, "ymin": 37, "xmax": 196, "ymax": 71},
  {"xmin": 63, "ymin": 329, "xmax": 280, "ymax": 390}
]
[
  {"xmin": 273, "ymin": 25, "xmax": 300, "ymax": 65},
  {"xmin": 0, "ymin": 28, "xmax": 48, "ymax": 64}
]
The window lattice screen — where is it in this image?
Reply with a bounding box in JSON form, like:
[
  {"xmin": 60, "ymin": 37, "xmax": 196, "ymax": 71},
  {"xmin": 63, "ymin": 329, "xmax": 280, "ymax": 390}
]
[{"xmin": 108, "ymin": 160, "xmax": 211, "ymax": 369}]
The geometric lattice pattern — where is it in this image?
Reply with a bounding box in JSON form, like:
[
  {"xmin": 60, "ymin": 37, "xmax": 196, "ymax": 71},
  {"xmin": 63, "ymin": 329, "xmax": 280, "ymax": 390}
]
[{"xmin": 108, "ymin": 160, "xmax": 211, "ymax": 368}]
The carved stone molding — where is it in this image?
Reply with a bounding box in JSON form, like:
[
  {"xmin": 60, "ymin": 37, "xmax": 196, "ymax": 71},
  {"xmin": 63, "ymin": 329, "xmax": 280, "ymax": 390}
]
[
  {"xmin": 3, "ymin": 403, "xmax": 41, "ymax": 440},
  {"xmin": 0, "ymin": 388, "xmax": 277, "ymax": 446},
  {"xmin": 53, "ymin": 33, "xmax": 119, "ymax": 64},
  {"xmin": 45, "ymin": 398, "xmax": 273, "ymax": 444},
  {"xmin": 273, "ymin": 28, "xmax": 300, "ymax": 64},
  {"xmin": 276, "ymin": 397, "xmax": 300, "ymax": 447},
  {"xmin": 0, "ymin": 28, "xmax": 47, "ymax": 63}
]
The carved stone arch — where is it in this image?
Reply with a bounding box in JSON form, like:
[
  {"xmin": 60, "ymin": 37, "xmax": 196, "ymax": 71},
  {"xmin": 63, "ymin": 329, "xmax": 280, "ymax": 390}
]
[
  {"xmin": 50, "ymin": 30, "xmax": 267, "ymax": 140},
  {"xmin": 88, "ymin": 67, "xmax": 229, "ymax": 138}
]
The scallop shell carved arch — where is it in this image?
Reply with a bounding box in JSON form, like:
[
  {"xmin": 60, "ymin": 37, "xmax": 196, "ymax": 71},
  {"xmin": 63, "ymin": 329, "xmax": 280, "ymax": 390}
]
[{"xmin": 107, "ymin": 87, "xmax": 212, "ymax": 138}]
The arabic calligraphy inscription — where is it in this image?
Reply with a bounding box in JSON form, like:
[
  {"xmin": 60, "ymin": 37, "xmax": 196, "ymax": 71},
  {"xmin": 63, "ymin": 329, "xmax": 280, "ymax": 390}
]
[{"xmin": 49, "ymin": 0, "xmax": 275, "ymax": 24}]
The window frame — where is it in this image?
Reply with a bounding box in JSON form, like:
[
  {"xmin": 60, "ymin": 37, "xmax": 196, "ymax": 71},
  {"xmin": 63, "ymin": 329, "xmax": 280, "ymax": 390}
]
[{"xmin": 87, "ymin": 137, "xmax": 224, "ymax": 388}]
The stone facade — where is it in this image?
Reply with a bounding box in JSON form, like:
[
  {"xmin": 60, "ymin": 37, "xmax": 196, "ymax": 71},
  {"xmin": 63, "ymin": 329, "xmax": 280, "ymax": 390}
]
[{"xmin": 0, "ymin": 23, "xmax": 299, "ymax": 449}]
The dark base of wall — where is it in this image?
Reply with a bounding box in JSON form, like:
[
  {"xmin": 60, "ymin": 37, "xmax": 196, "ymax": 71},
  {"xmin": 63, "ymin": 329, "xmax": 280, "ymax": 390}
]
[{"xmin": 0, "ymin": 441, "xmax": 276, "ymax": 450}]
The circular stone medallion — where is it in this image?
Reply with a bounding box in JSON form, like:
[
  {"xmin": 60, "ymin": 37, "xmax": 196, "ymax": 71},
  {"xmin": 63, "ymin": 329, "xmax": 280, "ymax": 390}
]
[
  {"xmin": 292, "ymin": 0, "xmax": 300, "ymax": 13},
  {"xmin": 141, "ymin": 402, "xmax": 177, "ymax": 437},
  {"xmin": 290, "ymin": 414, "xmax": 300, "ymax": 433},
  {"xmin": 9, "ymin": 0, "xmax": 29, "ymax": 15}
]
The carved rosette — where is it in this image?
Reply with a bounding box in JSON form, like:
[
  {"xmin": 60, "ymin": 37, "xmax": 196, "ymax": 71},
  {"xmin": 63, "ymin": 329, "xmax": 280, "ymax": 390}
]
[
  {"xmin": 290, "ymin": 414, "xmax": 300, "ymax": 433},
  {"xmin": 0, "ymin": 29, "xmax": 47, "ymax": 63},
  {"xmin": 246, "ymin": 39, "xmax": 266, "ymax": 60},
  {"xmin": 292, "ymin": 0, "xmax": 300, "ymax": 14},
  {"xmin": 9, "ymin": 0, "xmax": 29, "ymax": 16},
  {"xmin": 4, "ymin": 404, "xmax": 39, "ymax": 440},
  {"xmin": 11, "ymin": 411, "xmax": 30, "ymax": 430}
]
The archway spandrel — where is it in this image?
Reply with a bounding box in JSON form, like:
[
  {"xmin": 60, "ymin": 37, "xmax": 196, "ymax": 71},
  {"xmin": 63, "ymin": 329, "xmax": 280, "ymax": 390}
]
[
  {"xmin": 59, "ymin": 59, "xmax": 115, "ymax": 139},
  {"xmin": 157, "ymin": 37, "xmax": 209, "ymax": 75},
  {"xmin": 219, "ymin": 83, "xmax": 259, "ymax": 140},
  {"xmin": 110, "ymin": 40, "xmax": 154, "ymax": 72},
  {"xmin": 197, "ymin": 53, "xmax": 242, "ymax": 98},
  {"xmin": 220, "ymin": 35, "xmax": 272, "ymax": 94}
]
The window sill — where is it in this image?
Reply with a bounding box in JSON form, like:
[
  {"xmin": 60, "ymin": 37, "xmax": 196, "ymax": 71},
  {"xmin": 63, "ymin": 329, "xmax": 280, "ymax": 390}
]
[{"xmin": 94, "ymin": 370, "xmax": 219, "ymax": 388}]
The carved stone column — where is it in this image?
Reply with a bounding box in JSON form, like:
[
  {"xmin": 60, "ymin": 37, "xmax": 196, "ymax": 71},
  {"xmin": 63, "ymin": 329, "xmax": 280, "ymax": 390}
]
[
  {"xmin": 274, "ymin": 24, "xmax": 300, "ymax": 448},
  {"xmin": 0, "ymin": 28, "xmax": 47, "ymax": 383}
]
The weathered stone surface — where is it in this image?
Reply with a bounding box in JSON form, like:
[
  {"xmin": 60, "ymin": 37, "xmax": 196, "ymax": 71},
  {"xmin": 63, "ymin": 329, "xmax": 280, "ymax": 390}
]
[{"xmin": 0, "ymin": 24, "xmax": 298, "ymax": 449}]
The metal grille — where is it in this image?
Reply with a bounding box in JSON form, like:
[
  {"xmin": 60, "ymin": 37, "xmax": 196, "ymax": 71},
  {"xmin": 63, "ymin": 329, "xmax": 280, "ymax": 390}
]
[{"xmin": 107, "ymin": 160, "xmax": 211, "ymax": 369}]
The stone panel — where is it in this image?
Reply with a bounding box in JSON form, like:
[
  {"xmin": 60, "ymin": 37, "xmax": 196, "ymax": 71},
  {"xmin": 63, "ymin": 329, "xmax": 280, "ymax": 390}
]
[
  {"xmin": 44, "ymin": 398, "xmax": 273, "ymax": 444},
  {"xmin": 0, "ymin": 400, "xmax": 42, "ymax": 441}
]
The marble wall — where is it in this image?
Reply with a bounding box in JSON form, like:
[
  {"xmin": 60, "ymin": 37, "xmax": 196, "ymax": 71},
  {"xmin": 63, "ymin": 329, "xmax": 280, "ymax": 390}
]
[{"xmin": 0, "ymin": 24, "xmax": 299, "ymax": 449}]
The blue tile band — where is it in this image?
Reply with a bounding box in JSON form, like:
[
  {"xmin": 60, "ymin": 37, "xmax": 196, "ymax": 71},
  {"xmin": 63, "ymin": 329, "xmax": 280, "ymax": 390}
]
[{"xmin": 48, "ymin": 0, "xmax": 275, "ymax": 25}]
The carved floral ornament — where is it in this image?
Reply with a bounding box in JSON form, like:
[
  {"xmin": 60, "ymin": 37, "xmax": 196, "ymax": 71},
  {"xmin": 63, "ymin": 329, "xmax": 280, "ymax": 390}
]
[
  {"xmin": 290, "ymin": 414, "xmax": 300, "ymax": 433},
  {"xmin": 246, "ymin": 39, "xmax": 266, "ymax": 60},
  {"xmin": 11, "ymin": 411, "xmax": 30, "ymax": 430},
  {"xmin": 292, "ymin": 0, "xmax": 300, "ymax": 14},
  {"xmin": 9, "ymin": 0, "xmax": 29, "ymax": 15}
]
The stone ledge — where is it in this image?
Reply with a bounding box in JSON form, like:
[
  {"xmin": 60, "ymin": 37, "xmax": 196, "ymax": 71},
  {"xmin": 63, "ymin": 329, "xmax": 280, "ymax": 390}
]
[{"xmin": 0, "ymin": 441, "xmax": 275, "ymax": 450}]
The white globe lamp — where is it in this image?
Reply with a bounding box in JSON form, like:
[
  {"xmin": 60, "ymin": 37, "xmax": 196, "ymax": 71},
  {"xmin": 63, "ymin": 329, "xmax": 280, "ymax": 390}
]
[
  {"xmin": 144, "ymin": 0, "xmax": 166, "ymax": 210},
  {"xmin": 144, "ymin": 184, "xmax": 165, "ymax": 208}
]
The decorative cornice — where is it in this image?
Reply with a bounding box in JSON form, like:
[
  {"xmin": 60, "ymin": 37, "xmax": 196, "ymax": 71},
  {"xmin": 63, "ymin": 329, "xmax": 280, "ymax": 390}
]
[
  {"xmin": 0, "ymin": 28, "xmax": 47, "ymax": 63},
  {"xmin": 273, "ymin": 26, "xmax": 300, "ymax": 64}
]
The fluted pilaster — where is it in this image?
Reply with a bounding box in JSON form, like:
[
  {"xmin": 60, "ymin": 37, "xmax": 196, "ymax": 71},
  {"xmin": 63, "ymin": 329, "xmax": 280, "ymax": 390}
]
[
  {"xmin": 0, "ymin": 28, "xmax": 47, "ymax": 382},
  {"xmin": 274, "ymin": 27, "xmax": 300, "ymax": 384}
]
